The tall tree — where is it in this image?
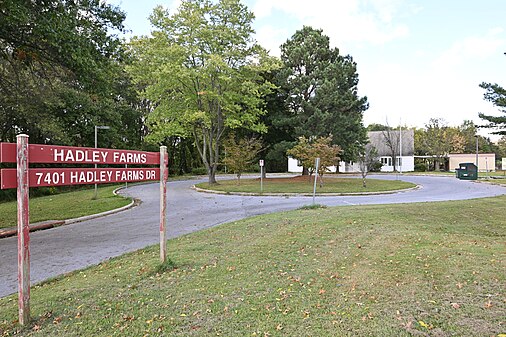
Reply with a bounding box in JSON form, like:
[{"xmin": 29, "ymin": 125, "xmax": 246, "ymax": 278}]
[
  {"xmin": 0, "ymin": 0, "xmax": 141, "ymax": 146},
  {"xmin": 479, "ymin": 82, "xmax": 506, "ymax": 135},
  {"xmin": 278, "ymin": 26, "xmax": 368, "ymax": 166},
  {"xmin": 128, "ymin": 0, "xmax": 278, "ymax": 184},
  {"xmin": 222, "ymin": 134, "xmax": 262, "ymax": 184}
]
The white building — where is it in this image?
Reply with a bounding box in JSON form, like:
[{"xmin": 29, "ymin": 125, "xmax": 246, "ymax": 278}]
[{"xmin": 288, "ymin": 130, "xmax": 415, "ymax": 173}]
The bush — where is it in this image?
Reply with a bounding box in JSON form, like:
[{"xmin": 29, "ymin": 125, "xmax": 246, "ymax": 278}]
[
  {"xmin": 370, "ymin": 161, "xmax": 383, "ymax": 172},
  {"xmin": 414, "ymin": 163, "xmax": 427, "ymax": 172},
  {"xmin": 191, "ymin": 167, "xmax": 208, "ymax": 175}
]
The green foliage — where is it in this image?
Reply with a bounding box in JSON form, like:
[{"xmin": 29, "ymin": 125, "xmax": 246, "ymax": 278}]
[
  {"xmin": 414, "ymin": 163, "xmax": 427, "ymax": 172},
  {"xmin": 0, "ymin": 0, "xmax": 143, "ymax": 147},
  {"xmin": 127, "ymin": 0, "xmax": 279, "ymax": 184},
  {"xmin": 154, "ymin": 259, "xmax": 177, "ymax": 274},
  {"xmin": 287, "ymin": 136, "xmax": 342, "ymax": 180},
  {"xmin": 479, "ymin": 82, "xmax": 506, "ymax": 135},
  {"xmin": 415, "ymin": 119, "xmax": 499, "ymax": 171},
  {"xmin": 278, "ymin": 26, "xmax": 368, "ymax": 162},
  {"xmin": 366, "ymin": 123, "xmax": 389, "ymax": 131},
  {"xmin": 298, "ymin": 204, "xmax": 327, "ymax": 210},
  {"xmin": 223, "ymin": 134, "xmax": 263, "ymax": 183},
  {"xmin": 191, "ymin": 167, "xmax": 208, "ymax": 175}
]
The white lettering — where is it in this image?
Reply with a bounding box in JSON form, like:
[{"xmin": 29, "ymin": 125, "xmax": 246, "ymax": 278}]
[
  {"xmin": 54, "ymin": 149, "xmax": 64, "ymax": 162},
  {"xmin": 76, "ymin": 150, "xmax": 85, "ymax": 162},
  {"xmin": 65, "ymin": 151, "xmax": 75, "ymax": 162},
  {"xmin": 36, "ymin": 172, "xmax": 43, "ymax": 184},
  {"xmin": 70, "ymin": 171, "xmax": 78, "ymax": 183}
]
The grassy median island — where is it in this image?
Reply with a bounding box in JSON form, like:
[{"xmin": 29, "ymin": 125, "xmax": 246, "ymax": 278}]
[
  {"xmin": 1, "ymin": 196, "xmax": 504, "ymax": 336},
  {"xmin": 195, "ymin": 175, "xmax": 416, "ymax": 194},
  {"xmin": 0, "ymin": 185, "xmax": 131, "ymax": 230}
]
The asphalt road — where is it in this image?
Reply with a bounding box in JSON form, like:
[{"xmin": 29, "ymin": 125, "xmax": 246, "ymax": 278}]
[{"xmin": 1, "ymin": 174, "xmax": 505, "ymax": 297}]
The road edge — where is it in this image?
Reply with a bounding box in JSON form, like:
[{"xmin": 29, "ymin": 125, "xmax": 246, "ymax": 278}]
[{"xmin": 0, "ymin": 186, "xmax": 137, "ymax": 239}]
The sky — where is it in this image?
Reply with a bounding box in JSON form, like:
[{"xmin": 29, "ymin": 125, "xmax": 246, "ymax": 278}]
[{"xmin": 108, "ymin": 0, "xmax": 506, "ymax": 139}]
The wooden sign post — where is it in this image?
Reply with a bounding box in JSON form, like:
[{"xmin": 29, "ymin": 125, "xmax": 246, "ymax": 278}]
[
  {"xmin": 17, "ymin": 135, "xmax": 30, "ymax": 325},
  {"xmin": 159, "ymin": 146, "xmax": 168, "ymax": 263},
  {"xmin": 0, "ymin": 140, "xmax": 168, "ymax": 325}
]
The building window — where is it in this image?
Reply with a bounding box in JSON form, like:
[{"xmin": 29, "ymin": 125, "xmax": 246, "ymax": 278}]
[
  {"xmin": 381, "ymin": 157, "xmax": 392, "ymax": 166},
  {"xmin": 397, "ymin": 157, "xmax": 402, "ymax": 167}
]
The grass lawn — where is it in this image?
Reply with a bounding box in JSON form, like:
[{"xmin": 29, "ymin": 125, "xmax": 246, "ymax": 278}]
[
  {"xmin": 1, "ymin": 196, "xmax": 504, "ymax": 336},
  {"xmin": 481, "ymin": 178, "xmax": 506, "ymax": 186},
  {"xmin": 196, "ymin": 176, "xmax": 416, "ymax": 194},
  {"xmin": 0, "ymin": 185, "xmax": 131, "ymax": 230}
]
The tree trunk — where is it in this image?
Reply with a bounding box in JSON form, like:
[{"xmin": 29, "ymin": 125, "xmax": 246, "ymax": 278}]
[
  {"xmin": 208, "ymin": 164, "xmax": 217, "ymax": 184},
  {"xmin": 302, "ymin": 166, "xmax": 309, "ymax": 176}
]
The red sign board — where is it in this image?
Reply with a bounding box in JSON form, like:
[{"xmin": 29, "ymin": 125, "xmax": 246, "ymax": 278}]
[
  {"xmin": 1, "ymin": 168, "xmax": 162, "ymax": 189},
  {"xmin": 0, "ymin": 143, "xmax": 159, "ymax": 165}
]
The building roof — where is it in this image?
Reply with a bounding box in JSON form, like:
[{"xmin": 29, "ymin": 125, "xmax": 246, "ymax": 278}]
[{"xmin": 367, "ymin": 130, "xmax": 414, "ymax": 156}]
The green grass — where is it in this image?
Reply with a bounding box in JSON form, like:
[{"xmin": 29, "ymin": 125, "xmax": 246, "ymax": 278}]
[
  {"xmin": 0, "ymin": 185, "xmax": 131, "ymax": 229},
  {"xmin": 1, "ymin": 196, "xmax": 504, "ymax": 336},
  {"xmin": 196, "ymin": 176, "xmax": 416, "ymax": 194}
]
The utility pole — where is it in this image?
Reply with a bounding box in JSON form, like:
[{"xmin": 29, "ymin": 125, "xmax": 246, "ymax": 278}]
[{"xmin": 94, "ymin": 125, "xmax": 110, "ymax": 199}]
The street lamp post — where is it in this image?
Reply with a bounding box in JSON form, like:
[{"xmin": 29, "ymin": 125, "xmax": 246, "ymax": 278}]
[
  {"xmin": 94, "ymin": 125, "xmax": 110, "ymax": 199},
  {"xmin": 475, "ymin": 135, "xmax": 479, "ymax": 174}
]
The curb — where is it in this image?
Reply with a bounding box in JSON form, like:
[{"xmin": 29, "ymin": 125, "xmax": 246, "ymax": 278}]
[
  {"xmin": 192, "ymin": 184, "xmax": 421, "ymax": 197},
  {"xmin": 0, "ymin": 187, "xmax": 137, "ymax": 239}
]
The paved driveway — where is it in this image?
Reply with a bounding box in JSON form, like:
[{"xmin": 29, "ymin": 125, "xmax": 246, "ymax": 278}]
[{"xmin": 1, "ymin": 175, "xmax": 505, "ymax": 297}]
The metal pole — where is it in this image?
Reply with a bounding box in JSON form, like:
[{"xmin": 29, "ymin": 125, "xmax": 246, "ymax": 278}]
[
  {"xmin": 313, "ymin": 157, "xmax": 320, "ymax": 205},
  {"xmin": 159, "ymin": 146, "xmax": 168, "ymax": 263},
  {"xmin": 475, "ymin": 135, "xmax": 479, "ymax": 174},
  {"xmin": 17, "ymin": 134, "xmax": 30, "ymax": 325},
  {"xmin": 260, "ymin": 166, "xmax": 263, "ymax": 193},
  {"xmin": 94, "ymin": 126, "xmax": 98, "ymax": 199},
  {"xmin": 399, "ymin": 122, "xmax": 402, "ymax": 175}
]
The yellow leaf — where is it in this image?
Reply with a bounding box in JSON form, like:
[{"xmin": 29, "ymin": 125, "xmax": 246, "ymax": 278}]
[{"xmin": 418, "ymin": 320, "xmax": 428, "ymax": 328}]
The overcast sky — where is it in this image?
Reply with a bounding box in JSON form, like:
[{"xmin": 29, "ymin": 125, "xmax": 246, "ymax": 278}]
[{"xmin": 109, "ymin": 0, "xmax": 506, "ymax": 139}]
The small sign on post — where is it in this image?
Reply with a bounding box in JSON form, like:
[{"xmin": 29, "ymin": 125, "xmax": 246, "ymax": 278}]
[
  {"xmin": 313, "ymin": 157, "xmax": 320, "ymax": 205},
  {"xmin": 259, "ymin": 160, "xmax": 264, "ymax": 193}
]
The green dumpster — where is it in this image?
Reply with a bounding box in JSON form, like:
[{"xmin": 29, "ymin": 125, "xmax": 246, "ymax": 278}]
[{"xmin": 455, "ymin": 163, "xmax": 478, "ymax": 180}]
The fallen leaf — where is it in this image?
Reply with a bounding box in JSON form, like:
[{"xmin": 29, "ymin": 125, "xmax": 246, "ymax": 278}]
[
  {"xmin": 484, "ymin": 301, "xmax": 493, "ymax": 309},
  {"xmin": 319, "ymin": 289, "xmax": 326, "ymax": 295},
  {"xmin": 451, "ymin": 303, "xmax": 460, "ymax": 309}
]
